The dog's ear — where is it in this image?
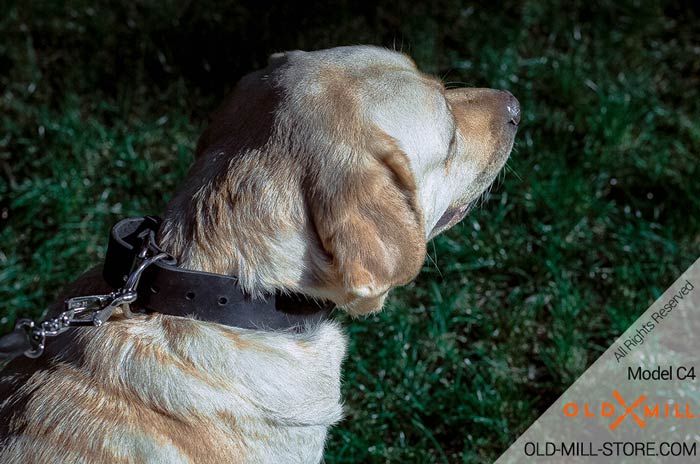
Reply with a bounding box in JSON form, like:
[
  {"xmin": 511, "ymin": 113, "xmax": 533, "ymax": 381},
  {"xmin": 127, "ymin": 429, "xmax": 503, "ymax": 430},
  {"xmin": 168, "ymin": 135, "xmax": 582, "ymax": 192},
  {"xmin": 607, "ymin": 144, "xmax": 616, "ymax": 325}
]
[{"xmin": 310, "ymin": 134, "xmax": 426, "ymax": 315}]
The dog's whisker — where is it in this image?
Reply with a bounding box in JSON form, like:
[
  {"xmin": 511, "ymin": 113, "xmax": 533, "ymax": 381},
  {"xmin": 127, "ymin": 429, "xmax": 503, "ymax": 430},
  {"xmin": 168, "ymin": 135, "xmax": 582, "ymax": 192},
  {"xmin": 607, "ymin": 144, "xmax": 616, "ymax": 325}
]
[
  {"xmin": 425, "ymin": 241, "xmax": 443, "ymax": 278},
  {"xmin": 503, "ymin": 161, "xmax": 523, "ymax": 182},
  {"xmin": 444, "ymin": 81, "xmax": 473, "ymax": 89}
]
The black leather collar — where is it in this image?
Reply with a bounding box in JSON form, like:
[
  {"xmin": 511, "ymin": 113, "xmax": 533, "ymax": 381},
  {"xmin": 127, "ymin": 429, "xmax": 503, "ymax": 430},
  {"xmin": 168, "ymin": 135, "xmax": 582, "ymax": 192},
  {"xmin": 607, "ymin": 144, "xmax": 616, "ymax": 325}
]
[{"xmin": 102, "ymin": 216, "xmax": 333, "ymax": 330}]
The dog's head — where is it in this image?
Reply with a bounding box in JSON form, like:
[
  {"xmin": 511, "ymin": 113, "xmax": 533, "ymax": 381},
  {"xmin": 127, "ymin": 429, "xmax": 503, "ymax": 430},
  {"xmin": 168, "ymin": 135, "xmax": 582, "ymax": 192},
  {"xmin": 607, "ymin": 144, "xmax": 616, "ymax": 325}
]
[{"xmin": 161, "ymin": 45, "xmax": 518, "ymax": 315}]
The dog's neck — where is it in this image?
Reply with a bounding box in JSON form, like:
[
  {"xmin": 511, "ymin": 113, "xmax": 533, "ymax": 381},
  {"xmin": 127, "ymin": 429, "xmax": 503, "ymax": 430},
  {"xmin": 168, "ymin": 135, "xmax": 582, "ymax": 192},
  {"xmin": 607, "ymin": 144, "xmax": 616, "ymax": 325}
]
[{"xmin": 157, "ymin": 205, "xmax": 323, "ymax": 300}]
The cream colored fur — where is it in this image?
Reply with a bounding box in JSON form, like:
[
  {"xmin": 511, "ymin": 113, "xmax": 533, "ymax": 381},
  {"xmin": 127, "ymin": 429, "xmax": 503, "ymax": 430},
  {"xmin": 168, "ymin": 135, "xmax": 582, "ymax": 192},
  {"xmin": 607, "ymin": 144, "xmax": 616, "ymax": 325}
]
[{"xmin": 0, "ymin": 45, "xmax": 517, "ymax": 463}]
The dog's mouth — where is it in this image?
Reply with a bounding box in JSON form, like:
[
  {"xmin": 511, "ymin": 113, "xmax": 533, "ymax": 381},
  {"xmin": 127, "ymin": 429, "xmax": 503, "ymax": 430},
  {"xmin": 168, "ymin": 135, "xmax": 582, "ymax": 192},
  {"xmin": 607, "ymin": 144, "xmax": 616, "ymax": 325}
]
[{"xmin": 428, "ymin": 202, "xmax": 472, "ymax": 239}]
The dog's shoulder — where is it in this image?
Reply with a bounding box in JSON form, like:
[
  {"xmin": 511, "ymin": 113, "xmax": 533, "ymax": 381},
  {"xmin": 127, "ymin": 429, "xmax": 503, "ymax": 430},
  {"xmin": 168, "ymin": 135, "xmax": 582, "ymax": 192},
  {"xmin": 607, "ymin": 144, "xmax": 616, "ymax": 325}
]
[{"xmin": 0, "ymin": 271, "xmax": 346, "ymax": 462}]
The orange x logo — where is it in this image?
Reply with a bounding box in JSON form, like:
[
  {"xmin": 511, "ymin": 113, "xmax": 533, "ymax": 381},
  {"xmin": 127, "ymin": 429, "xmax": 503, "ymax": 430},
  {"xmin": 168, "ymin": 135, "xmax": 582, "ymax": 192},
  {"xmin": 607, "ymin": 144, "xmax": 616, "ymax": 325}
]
[{"xmin": 609, "ymin": 390, "xmax": 647, "ymax": 430}]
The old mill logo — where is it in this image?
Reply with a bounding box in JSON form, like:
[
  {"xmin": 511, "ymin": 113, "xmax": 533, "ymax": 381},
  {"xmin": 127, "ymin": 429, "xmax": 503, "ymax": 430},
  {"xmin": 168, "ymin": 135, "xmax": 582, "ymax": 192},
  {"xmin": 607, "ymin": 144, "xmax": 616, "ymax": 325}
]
[{"xmin": 563, "ymin": 390, "xmax": 697, "ymax": 430}]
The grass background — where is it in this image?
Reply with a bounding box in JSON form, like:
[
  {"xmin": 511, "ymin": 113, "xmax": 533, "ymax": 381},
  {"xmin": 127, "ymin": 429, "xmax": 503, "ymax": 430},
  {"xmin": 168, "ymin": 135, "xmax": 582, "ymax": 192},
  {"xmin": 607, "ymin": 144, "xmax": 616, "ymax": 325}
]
[{"xmin": 1, "ymin": 1, "xmax": 698, "ymax": 462}]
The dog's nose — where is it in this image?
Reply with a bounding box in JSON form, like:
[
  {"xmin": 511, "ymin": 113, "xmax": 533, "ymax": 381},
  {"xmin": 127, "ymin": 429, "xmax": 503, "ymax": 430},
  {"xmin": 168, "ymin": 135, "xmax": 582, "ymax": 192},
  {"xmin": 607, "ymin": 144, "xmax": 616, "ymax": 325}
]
[
  {"xmin": 444, "ymin": 87, "xmax": 521, "ymax": 129},
  {"xmin": 505, "ymin": 92, "xmax": 520, "ymax": 126}
]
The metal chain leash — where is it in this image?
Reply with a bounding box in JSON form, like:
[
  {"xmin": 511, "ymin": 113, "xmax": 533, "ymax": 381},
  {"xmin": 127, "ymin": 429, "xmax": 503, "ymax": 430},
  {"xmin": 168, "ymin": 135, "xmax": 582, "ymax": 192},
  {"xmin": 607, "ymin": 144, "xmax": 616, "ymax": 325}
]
[{"xmin": 13, "ymin": 250, "xmax": 170, "ymax": 359}]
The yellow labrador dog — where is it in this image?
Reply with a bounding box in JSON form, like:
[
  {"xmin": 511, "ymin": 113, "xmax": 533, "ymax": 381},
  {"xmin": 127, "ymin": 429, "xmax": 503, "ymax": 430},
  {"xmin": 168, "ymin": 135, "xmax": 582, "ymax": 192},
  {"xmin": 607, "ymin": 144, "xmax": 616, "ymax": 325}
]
[{"xmin": 0, "ymin": 45, "xmax": 518, "ymax": 463}]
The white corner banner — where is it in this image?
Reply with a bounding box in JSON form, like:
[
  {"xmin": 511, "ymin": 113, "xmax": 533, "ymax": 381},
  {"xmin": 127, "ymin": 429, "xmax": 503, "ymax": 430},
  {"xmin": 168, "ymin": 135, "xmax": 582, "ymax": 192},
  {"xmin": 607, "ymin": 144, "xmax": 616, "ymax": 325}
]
[{"xmin": 497, "ymin": 257, "xmax": 700, "ymax": 463}]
